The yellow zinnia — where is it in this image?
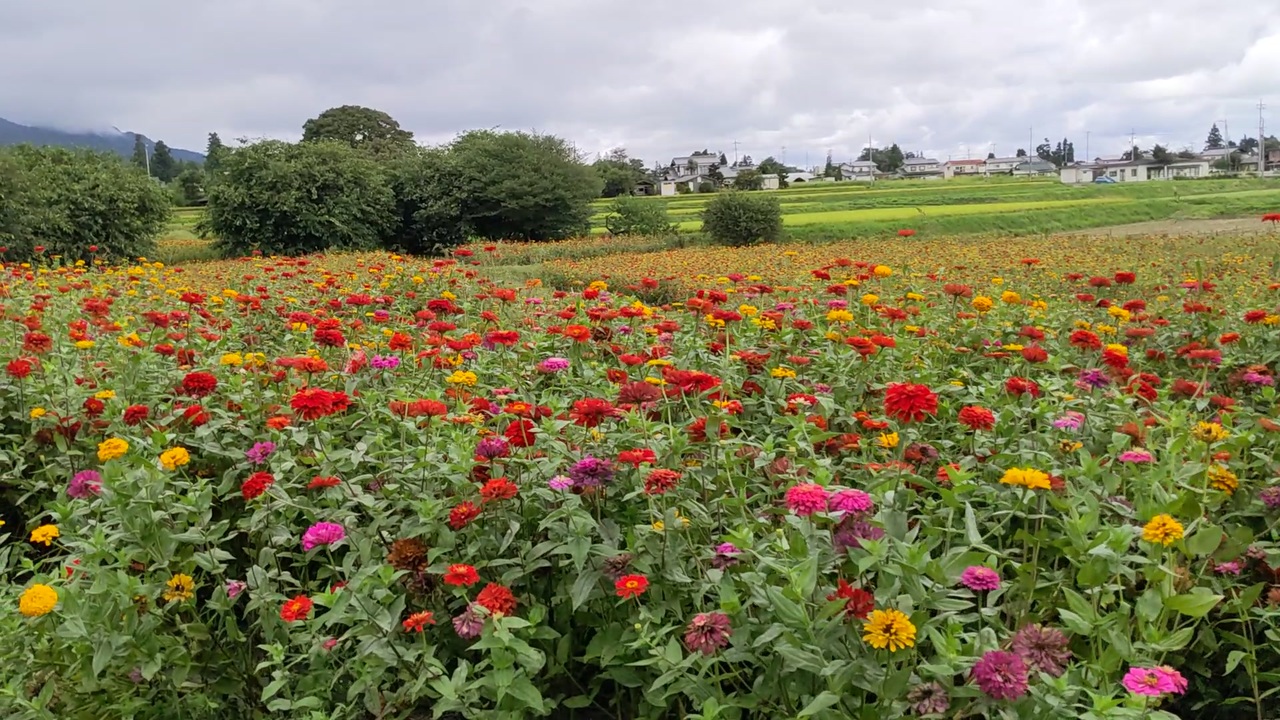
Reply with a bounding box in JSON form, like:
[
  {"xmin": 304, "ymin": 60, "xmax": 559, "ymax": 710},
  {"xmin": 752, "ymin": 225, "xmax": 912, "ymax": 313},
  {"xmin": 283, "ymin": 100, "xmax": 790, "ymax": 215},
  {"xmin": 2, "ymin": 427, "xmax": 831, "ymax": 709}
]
[
  {"xmin": 445, "ymin": 370, "xmax": 477, "ymax": 386},
  {"xmin": 826, "ymin": 309, "xmax": 854, "ymax": 323},
  {"xmin": 19, "ymin": 584, "xmax": 58, "ymax": 618},
  {"xmin": 971, "ymin": 296, "xmax": 994, "ymax": 313},
  {"xmin": 1142, "ymin": 514, "xmax": 1184, "ymax": 546},
  {"xmin": 999, "ymin": 467, "xmax": 1051, "ymax": 490},
  {"xmin": 163, "ymin": 574, "xmax": 195, "ymax": 602},
  {"xmin": 97, "ymin": 437, "xmax": 129, "ymax": 461},
  {"xmin": 770, "ymin": 367, "xmax": 797, "ymax": 379},
  {"xmin": 160, "ymin": 447, "xmax": 191, "ymax": 471},
  {"xmin": 1192, "ymin": 422, "xmax": 1229, "ymax": 443},
  {"xmin": 29, "ymin": 524, "xmax": 60, "ymax": 546},
  {"xmin": 876, "ymin": 432, "xmax": 900, "ymax": 449},
  {"xmin": 1207, "ymin": 465, "xmax": 1238, "ymax": 494},
  {"xmin": 863, "ymin": 608, "xmax": 916, "ymax": 652}
]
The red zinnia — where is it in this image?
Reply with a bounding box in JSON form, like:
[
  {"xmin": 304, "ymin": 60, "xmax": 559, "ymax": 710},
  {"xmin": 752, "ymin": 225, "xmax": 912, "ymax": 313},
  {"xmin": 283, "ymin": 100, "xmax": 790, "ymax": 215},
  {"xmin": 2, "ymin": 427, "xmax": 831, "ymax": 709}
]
[
  {"xmin": 618, "ymin": 448, "xmax": 657, "ymax": 467},
  {"xmin": 5, "ymin": 358, "xmax": 33, "ymax": 379},
  {"xmin": 1020, "ymin": 345, "xmax": 1048, "ymax": 364},
  {"xmin": 643, "ymin": 468, "xmax": 681, "ymax": 495},
  {"xmin": 313, "ymin": 328, "xmax": 346, "ymax": 347},
  {"xmin": 181, "ymin": 371, "xmax": 218, "ymax": 398},
  {"xmin": 280, "ymin": 595, "xmax": 313, "ymax": 622},
  {"xmin": 449, "ymin": 501, "xmax": 481, "ymax": 529},
  {"xmin": 402, "ymin": 610, "xmax": 436, "ymax": 632},
  {"xmin": 443, "ymin": 564, "xmax": 480, "ymax": 587},
  {"xmin": 569, "ymin": 397, "xmax": 618, "ymax": 428},
  {"xmin": 241, "ymin": 471, "xmax": 275, "ymax": 500},
  {"xmin": 308, "ymin": 475, "xmax": 341, "ymax": 490},
  {"xmin": 290, "ymin": 388, "xmax": 350, "ymax": 421},
  {"xmin": 883, "ymin": 383, "xmax": 938, "ymax": 423},
  {"xmin": 1005, "ymin": 377, "xmax": 1041, "ymax": 398},
  {"xmin": 480, "ymin": 477, "xmax": 518, "ymax": 503},
  {"xmin": 827, "ymin": 579, "xmax": 875, "ymax": 620},
  {"xmin": 475, "ymin": 582, "xmax": 517, "ymax": 616},
  {"xmin": 122, "ymin": 404, "xmax": 150, "ymax": 425},
  {"xmin": 503, "ymin": 419, "xmax": 537, "ymax": 447},
  {"xmin": 958, "ymin": 405, "xmax": 996, "ymax": 431},
  {"xmin": 615, "ymin": 574, "xmax": 649, "ymax": 599}
]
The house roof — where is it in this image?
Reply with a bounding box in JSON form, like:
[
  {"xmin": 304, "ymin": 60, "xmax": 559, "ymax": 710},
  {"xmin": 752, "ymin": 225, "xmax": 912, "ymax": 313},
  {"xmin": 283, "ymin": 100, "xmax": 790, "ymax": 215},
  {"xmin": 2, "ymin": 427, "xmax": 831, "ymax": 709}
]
[
  {"xmin": 1014, "ymin": 160, "xmax": 1056, "ymax": 170},
  {"xmin": 839, "ymin": 161, "xmax": 876, "ymax": 168},
  {"xmin": 945, "ymin": 159, "xmax": 986, "ymax": 166},
  {"xmin": 987, "ymin": 156, "xmax": 1024, "ymax": 163},
  {"xmin": 671, "ymin": 153, "xmax": 719, "ymax": 165},
  {"xmin": 902, "ymin": 157, "xmax": 939, "ymax": 165}
]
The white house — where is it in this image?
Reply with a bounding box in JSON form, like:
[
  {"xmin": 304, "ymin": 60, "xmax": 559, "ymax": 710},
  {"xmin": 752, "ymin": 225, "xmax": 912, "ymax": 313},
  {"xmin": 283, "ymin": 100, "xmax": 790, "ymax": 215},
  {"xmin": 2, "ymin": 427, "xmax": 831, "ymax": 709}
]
[
  {"xmin": 661, "ymin": 152, "xmax": 722, "ymax": 181},
  {"xmin": 1059, "ymin": 163, "xmax": 1096, "ymax": 184},
  {"xmin": 838, "ymin": 161, "xmax": 878, "ymax": 181},
  {"xmin": 658, "ymin": 173, "xmax": 718, "ymax": 196},
  {"xmin": 984, "ymin": 156, "xmax": 1024, "ymax": 174},
  {"xmin": 899, "ymin": 157, "xmax": 943, "ymax": 179},
  {"xmin": 1060, "ymin": 158, "xmax": 1211, "ymax": 184},
  {"xmin": 943, "ymin": 159, "xmax": 985, "ymax": 179}
]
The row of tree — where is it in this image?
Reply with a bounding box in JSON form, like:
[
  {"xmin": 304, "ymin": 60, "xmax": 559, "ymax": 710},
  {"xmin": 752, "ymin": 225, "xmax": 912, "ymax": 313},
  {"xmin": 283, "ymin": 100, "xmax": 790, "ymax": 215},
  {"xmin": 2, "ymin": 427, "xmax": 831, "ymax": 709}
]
[{"xmin": 203, "ymin": 106, "xmax": 604, "ymax": 257}]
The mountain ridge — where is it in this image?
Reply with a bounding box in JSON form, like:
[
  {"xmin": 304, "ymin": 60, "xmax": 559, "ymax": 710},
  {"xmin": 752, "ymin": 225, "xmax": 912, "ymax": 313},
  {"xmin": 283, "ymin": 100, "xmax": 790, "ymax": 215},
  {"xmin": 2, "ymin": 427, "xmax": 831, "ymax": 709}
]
[{"xmin": 0, "ymin": 117, "xmax": 205, "ymax": 163}]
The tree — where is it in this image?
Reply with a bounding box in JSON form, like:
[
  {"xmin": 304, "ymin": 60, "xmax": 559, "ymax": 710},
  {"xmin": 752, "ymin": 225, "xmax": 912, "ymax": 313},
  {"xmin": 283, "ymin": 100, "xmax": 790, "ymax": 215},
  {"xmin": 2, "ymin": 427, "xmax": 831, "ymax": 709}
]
[
  {"xmin": 450, "ymin": 130, "xmax": 602, "ymax": 241},
  {"xmin": 987, "ymin": 151, "xmax": 996, "ymax": 159},
  {"xmin": 1176, "ymin": 149, "xmax": 1199, "ymax": 160},
  {"xmin": 0, "ymin": 145, "xmax": 169, "ymax": 262},
  {"xmin": 175, "ymin": 167, "xmax": 205, "ymax": 205},
  {"xmin": 740, "ymin": 154, "xmax": 754, "ymax": 166},
  {"xmin": 301, "ymin": 105, "xmax": 415, "ymax": 154},
  {"xmin": 884, "ymin": 144, "xmax": 905, "ymax": 172},
  {"xmin": 205, "ymin": 132, "xmax": 228, "ymax": 173},
  {"xmin": 1035, "ymin": 138, "xmax": 1053, "ymax": 164},
  {"xmin": 384, "ymin": 147, "xmax": 469, "ymax": 255},
  {"xmin": 823, "ymin": 151, "xmax": 836, "ymax": 178},
  {"xmin": 150, "ymin": 141, "xmax": 178, "ymax": 182},
  {"xmin": 204, "ymin": 140, "xmax": 395, "ymax": 257},
  {"xmin": 130, "ymin": 135, "xmax": 148, "ymax": 173},
  {"xmin": 733, "ymin": 168, "xmax": 764, "ymax": 190},
  {"xmin": 1237, "ymin": 136, "xmax": 1259, "ymax": 154},
  {"xmin": 593, "ymin": 148, "xmax": 647, "ymax": 198},
  {"xmin": 702, "ymin": 191, "xmax": 783, "ymax": 246},
  {"xmin": 719, "ymin": 153, "xmax": 728, "ymax": 166},
  {"xmin": 1121, "ymin": 146, "xmax": 1144, "ymax": 161},
  {"xmin": 1040, "ymin": 138, "xmax": 1075, "ymax": 167},
  {"xmin": 1015, "ymin": 148, "xmax": 1027, "ymax": 158},
  {"xmin": 1151, "ymin": 144, "xmax": 1173, "ymax": 165},
  {"xmin": 707, "ymin": 163, "xmax": 724, "ymax": 184},
  {"xmin": 1205, "ymin": 124, "xmax": 1225, "ymax": 150},
  {"xmin": 756, "ymin": 156, "xmax": 785, "ymax": 175}
]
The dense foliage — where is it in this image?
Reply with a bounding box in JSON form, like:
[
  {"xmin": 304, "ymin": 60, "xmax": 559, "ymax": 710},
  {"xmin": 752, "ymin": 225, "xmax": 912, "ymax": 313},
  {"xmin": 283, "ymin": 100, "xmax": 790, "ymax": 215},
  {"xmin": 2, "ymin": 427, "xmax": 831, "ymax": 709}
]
[
  {"xmin": 0, "ymin": 145, "xmax": 169, "ymax": 263},
  {"xmin": 701, "ymin": 191, "xmax": 783, "ymax": 246},
  {"xmin": 301, "ymin": 105, "xmax": 416, "ymax": 156},
  {"xmin": 203, "ymin": 140, "xmax": 395, "ymax": 257},
  {"xmin": 4, "ymin": 236, "xmax": 1280, "ymax": 719},
  {"xmin": 603, "ymin": 197, "xmax": 674, "ymax": 237},
  {"xmin": 384, "ymin": 147, "xmax": 469, "ymax": 255}
]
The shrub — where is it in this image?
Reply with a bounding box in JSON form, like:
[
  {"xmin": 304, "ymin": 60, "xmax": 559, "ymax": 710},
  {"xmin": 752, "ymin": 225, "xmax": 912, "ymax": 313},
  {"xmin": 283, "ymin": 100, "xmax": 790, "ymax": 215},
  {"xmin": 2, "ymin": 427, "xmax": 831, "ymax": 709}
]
[
  {"xmin": 451, "ymin": 130, "xmax": 601, "ymax": 241},
  {"xmin": 204, "ymin": 140, "xmax": 395, "ymax": 257},
  {"xmin": 733, "ymin": 168, "xmax": 765, "ymax": 190},
  {"xmin": 603, "ymin": 196, "xmax": 674, "ymax": 236},
  {"xmin": 696, "ymin": 181, "xmax": 716, "ymax": 194},
  {"xmin": 702, "ymin": 190, "xmax": 783, "ymax": 246},
  {"xmin": 384, "ymin": 147, "xmax": 469, "ymax": 255},
  {"xmin": 0, "ymin": 145, "xmax": 170, "ymax": 263}
]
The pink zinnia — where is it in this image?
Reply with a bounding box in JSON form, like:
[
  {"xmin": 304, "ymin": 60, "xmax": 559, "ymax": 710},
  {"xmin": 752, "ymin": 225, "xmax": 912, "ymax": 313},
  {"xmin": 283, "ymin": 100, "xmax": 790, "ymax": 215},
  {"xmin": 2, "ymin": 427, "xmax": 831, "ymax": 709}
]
[
  {"xmin": 1122, "ymin": 666, "xmax": 1184, "ymax": 697},
  {"xmin": 960, "ymin": 566, "xmax": 1001, "ymax": 591},
  {"xmin": 301, "ymin": 522, "xmax": 346, "ymax": 551},
  {"xmin": 972, "ymin": 650, "xmax": 1028, "ymax": 700},
  {"xmin": 827, "ymin": 488, "xmax": 874, "ymax": 515},
  {"xmin": 683, "ymin": 611, "xmax": 732, "ymax": 655},
  {"xmin": 1117, "ymin": 449, "xmax": 1153, "ymax": 463},
  {"xmin": 785, "ymin": 483, "xmax": 829, "ymax": 516}
]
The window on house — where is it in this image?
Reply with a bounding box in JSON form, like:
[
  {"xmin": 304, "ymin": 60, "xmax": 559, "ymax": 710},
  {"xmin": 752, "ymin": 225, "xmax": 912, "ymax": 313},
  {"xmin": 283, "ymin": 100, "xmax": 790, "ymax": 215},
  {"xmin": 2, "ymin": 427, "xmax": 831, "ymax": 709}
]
[{"xmin": 1130, "ymin": 169, "xmax": 1137, "ymax": 177}]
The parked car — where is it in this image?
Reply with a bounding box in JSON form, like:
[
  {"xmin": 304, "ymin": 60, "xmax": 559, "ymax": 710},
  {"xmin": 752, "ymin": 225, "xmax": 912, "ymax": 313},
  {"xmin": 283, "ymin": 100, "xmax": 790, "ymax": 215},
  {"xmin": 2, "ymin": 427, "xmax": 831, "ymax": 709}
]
[{"xmin": 1093, "ymin": 176, "xmax": 1116, "ymax": 184}]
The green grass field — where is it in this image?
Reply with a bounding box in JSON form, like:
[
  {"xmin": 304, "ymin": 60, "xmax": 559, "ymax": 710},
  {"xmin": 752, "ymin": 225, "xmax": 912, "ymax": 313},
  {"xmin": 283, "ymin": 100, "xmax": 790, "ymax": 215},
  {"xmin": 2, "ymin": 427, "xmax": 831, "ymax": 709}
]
[{"xmin": 156, "ymin": 176, "xmax": 1280, "ymax": 264}]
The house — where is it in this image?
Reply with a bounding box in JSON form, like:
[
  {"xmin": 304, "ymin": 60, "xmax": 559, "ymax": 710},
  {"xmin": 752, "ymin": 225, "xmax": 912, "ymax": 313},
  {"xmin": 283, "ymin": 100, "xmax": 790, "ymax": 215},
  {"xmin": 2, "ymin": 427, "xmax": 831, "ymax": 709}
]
[
  {"xmin": 658, "ymin": 173, "xmax": 718, "ymax": 196},
  {"xmin": 984, "ymin": 156, "xmax": 1024, "ymax": 174},
  {"xmin": 1011, "ymin": 159, "xmax": 1057, "ymax": 177},
  {"xmin": 633, "ymin": 179, "xmax": 656, "ymax": 196},
  {"xmin": 788, "ymin": 171, "xmax": 818, "ymax": 183},
  {"xmin": 838, "ymin": 160, "xmax": 878, "ymax": 181},
  {"xmin": 943, "ymin": 159, "xmax": 985, "ymax": 179},
  {"xmin": 898, "ymin": 157, "xmax": 943, "ymax": 179},
  {"xmin": 660, "ymin": 152, "xmax": 721, "ymax": 181},
  {"xmin": 1060, "ymin": 158, "xmax": 1210, "ymax": 184}
]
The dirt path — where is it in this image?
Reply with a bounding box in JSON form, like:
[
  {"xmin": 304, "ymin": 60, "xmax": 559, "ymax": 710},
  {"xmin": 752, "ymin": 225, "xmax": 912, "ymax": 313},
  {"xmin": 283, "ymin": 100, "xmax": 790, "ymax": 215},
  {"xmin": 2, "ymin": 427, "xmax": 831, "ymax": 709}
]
[{"xmin": 1057, "ymin": 217, "xmax": 1279, "ymax": 238}]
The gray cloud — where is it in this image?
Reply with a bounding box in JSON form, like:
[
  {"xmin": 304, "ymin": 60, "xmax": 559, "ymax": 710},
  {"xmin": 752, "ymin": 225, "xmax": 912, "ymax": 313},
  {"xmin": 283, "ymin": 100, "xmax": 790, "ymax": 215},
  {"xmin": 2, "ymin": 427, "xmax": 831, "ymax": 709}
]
[{"xmin": 2, "ymin": 0, "xmax": 1278, "ymax": 167}]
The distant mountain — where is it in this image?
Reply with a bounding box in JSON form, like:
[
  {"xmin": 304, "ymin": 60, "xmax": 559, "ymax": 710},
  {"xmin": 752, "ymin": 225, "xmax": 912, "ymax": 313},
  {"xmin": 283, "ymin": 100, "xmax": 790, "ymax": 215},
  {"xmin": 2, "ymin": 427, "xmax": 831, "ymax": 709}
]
[{"xmin": 0, "ymin": 117, "xmax": 204, "ymax": 163}]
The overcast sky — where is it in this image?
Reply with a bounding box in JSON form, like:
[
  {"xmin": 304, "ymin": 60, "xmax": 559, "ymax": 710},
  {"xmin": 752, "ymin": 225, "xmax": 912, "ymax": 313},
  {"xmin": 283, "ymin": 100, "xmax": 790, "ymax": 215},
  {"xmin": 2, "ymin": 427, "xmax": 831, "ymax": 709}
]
[{"xmin": 2, "ymin": 0, "xmax": 1278, "ymax": 168}]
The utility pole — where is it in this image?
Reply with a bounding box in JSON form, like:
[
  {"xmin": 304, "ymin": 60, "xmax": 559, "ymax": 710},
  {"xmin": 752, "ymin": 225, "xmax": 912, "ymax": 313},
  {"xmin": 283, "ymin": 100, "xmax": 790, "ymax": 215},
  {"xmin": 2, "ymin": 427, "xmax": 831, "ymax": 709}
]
[
  {"xmin": 732, "ymin": 140, "xmax": 740, "ymax": 165},
  {"xmin": 868, "ymin": 130, "xmax": 875, "ymax": 186},
  {"xmin": 781, "ymin": 145, "xmax": 787, "ymax": 166},
  {"xmin": 1085, "ymin": 131, "xmax": 1090, "ymax": 163},
  {"xmin": 1130, "ymin": 129, "xmax": 1136, "ymax": 158},
  {"xmin": 1259, "ymin": 100, "xmax": 1267, "ymax": 173},
  {"xmin": 1028, "ymin": 126, "xmax": 1033, "ymax": 159}
]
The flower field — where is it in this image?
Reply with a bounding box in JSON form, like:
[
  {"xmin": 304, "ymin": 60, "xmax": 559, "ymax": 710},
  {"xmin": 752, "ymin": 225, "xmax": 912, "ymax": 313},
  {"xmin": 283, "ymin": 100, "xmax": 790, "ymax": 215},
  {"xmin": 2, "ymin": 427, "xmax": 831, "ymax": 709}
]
[{"xmin": 3, "ymin": 235, "xmax": 1280, "ymax": 719}]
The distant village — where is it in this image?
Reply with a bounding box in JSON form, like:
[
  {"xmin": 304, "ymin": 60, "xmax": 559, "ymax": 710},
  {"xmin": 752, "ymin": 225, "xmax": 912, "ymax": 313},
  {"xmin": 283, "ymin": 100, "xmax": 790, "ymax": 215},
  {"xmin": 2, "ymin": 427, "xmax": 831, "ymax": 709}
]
[{"xmin": 642, "ymin": 137, "xmax": 1280, "ymax": 196}]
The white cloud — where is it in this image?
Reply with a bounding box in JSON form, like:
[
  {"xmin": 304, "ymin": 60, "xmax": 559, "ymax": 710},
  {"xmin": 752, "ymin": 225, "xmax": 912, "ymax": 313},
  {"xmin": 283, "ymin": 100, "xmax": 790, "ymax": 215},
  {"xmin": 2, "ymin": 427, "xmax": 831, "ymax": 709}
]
[{"xmin": 1, "ymin": 0, "xmax": 1277, "ymax": 166}]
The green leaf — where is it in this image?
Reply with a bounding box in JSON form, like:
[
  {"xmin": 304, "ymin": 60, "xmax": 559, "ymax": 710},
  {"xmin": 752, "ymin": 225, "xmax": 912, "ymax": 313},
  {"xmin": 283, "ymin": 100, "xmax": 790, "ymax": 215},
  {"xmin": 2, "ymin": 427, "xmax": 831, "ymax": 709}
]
[
  {"xmin": 1136, "ymin": 588, "xmax": 1163, "ymax": 622},
  {"xmin": 1147, "ymin": 627, "xmax": 1193, "ymax": 653},
  {"xmin": 766, "ymin": 587, "xmax": 808, "ymax": 629},
  {"xmin": 964, "ymin": 503, "xmax": 982, "ymax": 545},
  {"xmin": 1226, "ymin": 650, "xmax": 1247, "ymax": 674},
  {"xmin": 791, "ymin": 554, "xmax": 818, "ymax": 599},
  {"xmin": 505, "ymin": 676, "xmax": 544, "ymax": 710},
  {"xmin": 91, "ymin": 641, "xmax": 114, "ymax": 677},
  {"xmin": 1057, "ymin": 608, "xmax": 1094, "ymax": 635},
  {"xmin": 570, "ymin": 569, "xmax": 598, "ymax": 611},
  {"xmin": 1164, "ymin": 589, "xmax": 1223, "ymax": 618},
  {"xmin": 1184, "ymin": 523, "xmax": 1222, "ymax": 557},
  {"xmin": 798, "ymin": 691, "xmax": 841, "ymax": 717}
]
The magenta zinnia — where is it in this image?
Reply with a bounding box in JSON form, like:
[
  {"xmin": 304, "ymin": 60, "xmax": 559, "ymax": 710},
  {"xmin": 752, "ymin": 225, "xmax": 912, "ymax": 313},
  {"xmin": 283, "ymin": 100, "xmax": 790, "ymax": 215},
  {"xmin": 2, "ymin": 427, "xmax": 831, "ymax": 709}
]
[
  {"xmin": 972, "ymin": 650, "xmax": 1028, "ymax": 700},
  {"xmin": 301, "ymin": 522, "xmax": 346, "ymax": 551},
  {"xmin": 784, "ymin": 483, "xmax": 829, "ymax": 516},
  {"xmin": 683, "ymin": 611, "xmax": 732, "ymax": 655}
]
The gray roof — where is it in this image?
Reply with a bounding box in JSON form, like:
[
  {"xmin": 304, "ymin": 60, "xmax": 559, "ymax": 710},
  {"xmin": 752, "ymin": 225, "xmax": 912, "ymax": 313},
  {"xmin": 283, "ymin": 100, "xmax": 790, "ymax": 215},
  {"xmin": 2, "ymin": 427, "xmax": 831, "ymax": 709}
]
[
  {"xmin": 903, "ymin": 157, "xmax": 939, "ymax": 165},
  {"xmin": 986, "ymin": 156, "xmax": 1024, "ymax": 163},
  {"xmin": 1014, "ymin": 159, "xmax": 1056, "ymax": 170}
]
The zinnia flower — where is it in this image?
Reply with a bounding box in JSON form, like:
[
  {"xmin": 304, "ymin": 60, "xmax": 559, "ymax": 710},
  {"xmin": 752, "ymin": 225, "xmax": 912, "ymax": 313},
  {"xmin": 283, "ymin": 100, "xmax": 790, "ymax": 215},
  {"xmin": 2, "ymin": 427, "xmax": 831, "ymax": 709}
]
[
  {"xmin": 862, "ymin": 608, "xmax": 916, "ymax": 652},
  {"xmin": 784, "ymin": 483, "xmax": 829, "ymax": 516},
  {"xmin": 241, "ymin": 471, "xmax": 274, "ymax": 500},
  {"xmin": 906, "ymin": 682, "xmax": 949, "ymax": 716},
  {"xmin": 959, "ymin": 565, "xmax": 1001, "ymax": 591},
  {"xmin": 883, "ymin": 383, "xmax": 938, "ymax": 423},
  {"xmin": 160, "ymin": 446, "xmax": 191, "ymax": 471},
  {"xmin": 683, "ymin": 611, "xmax": 732, "ymax": 655},
  {"xmin": 280, "ymin": 594, "xmax": 313, "ymax": 622},
  {"xmin": 163, "ymin": 574, "xmax": 195, "ymax": 602},
  {"xmin": 1117, "ymin": 449, "xmax": 1153, "ymax": 463},
  {"xmin": 972, "ymin": 650, "xmax": 1029, "ymax": 700},
  {"xmin": 475, "ymin": 583, "xmax": 517, "ymax": 616},
  {"xmin": 301, "ymin": 522, "xmax": 346, "ymax": 551},
  {"xmin": 1142, "ymin": 514, "xmax": 1184, "ymax": 546},
  {"xmin": 827, "ymin": 488, "xmax": 873, "ymax": 515},
  {"xmin": 67, "ymin": 469, "xmax": 102, "ymax": 499},
  {"xmin": 999, "ymin": 467, "xmax": 1051, "ymax": 490},
  {"xmin": 615, "ymin": 574, "xmax": 649, "ymax": 599},
  {"xmin": 453, "ymin": 603, "xmax": 486, "ymax": 638},
  {"xmin": 29, "ymin": 524, "xmax": 59, "ymax": 546},
  {"xmin": 402, "ymin": 610, "xmax": 436, "ymax": 632},
  {"xmin": 1122, "ymin": 666, "xmax": 1187, "ymax": 696},
  {"xmin": 958, "ymin": 405, "xmax": 996, "ymax": 431},
  {"xmin": 19, "ymin": 584, "xmax": 59, "ymax": 617},
  {"xmin": 1010, "ymin": 624, "xmax": 1071, "ymax": 677},
  {"xmin": 827, "ymin": 579, "xmax": 875, "ymax": 620},
  {"xmin": 443, "ymin": 564, "xmax": 480, "ymax": 587},
  {"xmin": 568, "ymin": 456, "xmax": 614, "ymax": 487},
  {"xmin": 244, "ymin": 441, "xmax": 276, "ymax": 465},
  {"xmin": 226, "ymin": 580, "xmax": 247, "ymax": 599},
  {"xmin": 97, "ymin": 437, "xmax": 129, "ymax": 461}
]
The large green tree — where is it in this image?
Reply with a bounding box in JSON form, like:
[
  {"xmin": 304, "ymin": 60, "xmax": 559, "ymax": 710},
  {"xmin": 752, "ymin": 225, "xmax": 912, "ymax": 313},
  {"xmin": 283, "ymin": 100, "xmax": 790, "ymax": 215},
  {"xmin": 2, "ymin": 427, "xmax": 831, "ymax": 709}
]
[
  {"xmin": 130, "ymin": 135, "xmax": 148, "ymax": 173},
  {"xmin": 301, "ymin": 105, "xmax": 415, "ymax": 154},
  {"xmin": 592, "ymin": 148, "xmax": 648, "ymax": 198},
  {"xmin": 450, "ymin": 130, "xmax": 602, "ymax": 241},
  {"xmin": 1205, "ymin": 124, "xmax": 1225, "ymax": 150},
  {"xmin": 203, "ymin": 140, "xmax": 395, "ymax": 257},
  {"xmin": 384, "ymin": 147, "xmax": 468, "ymax": 255},
  {"xmin": 150, "ymin": 140, "xmax": 178, "ymax": 182},
  {"xmin": 205, "ymin": 132, "xmax": 228, "ymax": 173},
  {"xmin": 0, "ymin": 146, "xmax": 170, "ymax": 262}
]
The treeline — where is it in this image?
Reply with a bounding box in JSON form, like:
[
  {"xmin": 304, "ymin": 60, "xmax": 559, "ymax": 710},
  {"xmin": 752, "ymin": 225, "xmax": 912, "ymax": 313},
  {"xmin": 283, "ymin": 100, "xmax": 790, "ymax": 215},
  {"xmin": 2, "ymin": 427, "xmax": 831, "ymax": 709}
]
[{"xmin": 204, "ymin": 106, "xmax": 603, "ymax": 257}]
